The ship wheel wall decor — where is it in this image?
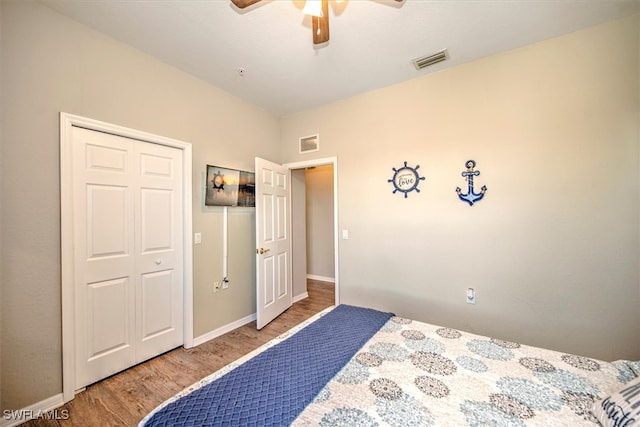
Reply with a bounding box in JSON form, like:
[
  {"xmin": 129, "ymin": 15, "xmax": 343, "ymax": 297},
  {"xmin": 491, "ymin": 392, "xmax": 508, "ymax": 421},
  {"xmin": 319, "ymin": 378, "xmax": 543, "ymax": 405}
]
[
  {"xmin": 388, "ymin": 161, "xmax": 425, "ymax": 198},
  {"xmin": 231, "ymin": 0, "xmax": 402, "ymax": 45}
]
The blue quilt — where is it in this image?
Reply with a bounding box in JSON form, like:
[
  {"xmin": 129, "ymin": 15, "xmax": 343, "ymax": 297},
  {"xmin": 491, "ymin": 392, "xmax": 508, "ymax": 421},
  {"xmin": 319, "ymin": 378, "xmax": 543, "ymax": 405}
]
[{"xmin": 142, "ymin": 305, "xmax": 393, "ymax": 427}]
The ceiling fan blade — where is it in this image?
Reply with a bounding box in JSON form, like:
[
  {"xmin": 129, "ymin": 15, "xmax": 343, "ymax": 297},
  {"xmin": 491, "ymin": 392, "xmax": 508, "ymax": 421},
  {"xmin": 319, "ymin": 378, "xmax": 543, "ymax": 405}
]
[
  {"xmin": 231, "ymin": 0, "xmax": 261, "ymax": 9},
  {"xmin": 312, "ymin": 0, "xmax": 330, "ymax": 44}
]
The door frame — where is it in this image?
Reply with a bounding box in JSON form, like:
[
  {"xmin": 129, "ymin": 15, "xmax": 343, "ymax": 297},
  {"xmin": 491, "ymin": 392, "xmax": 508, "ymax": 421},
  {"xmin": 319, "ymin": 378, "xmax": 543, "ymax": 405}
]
[
  {"xmin": 60, "ymin": 113, "xmax": 194, "ymax": 403},
  {"xmin": 283, "ymin": 157, "xmax": 339, "ymax": 306}
]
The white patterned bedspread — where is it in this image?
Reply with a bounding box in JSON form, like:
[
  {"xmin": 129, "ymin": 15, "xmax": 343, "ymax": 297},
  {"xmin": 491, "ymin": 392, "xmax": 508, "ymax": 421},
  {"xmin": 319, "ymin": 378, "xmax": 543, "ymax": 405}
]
[{"xmin": 292, "ymin": 315, "xmax": 637, "ymax": 426}]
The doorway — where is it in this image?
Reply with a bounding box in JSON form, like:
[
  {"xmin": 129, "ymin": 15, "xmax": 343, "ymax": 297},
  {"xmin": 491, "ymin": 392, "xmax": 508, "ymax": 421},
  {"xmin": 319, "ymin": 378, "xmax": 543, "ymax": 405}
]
[{"xmin": 286, "ymin": 157, "xmax": 338, "ymax": 307}]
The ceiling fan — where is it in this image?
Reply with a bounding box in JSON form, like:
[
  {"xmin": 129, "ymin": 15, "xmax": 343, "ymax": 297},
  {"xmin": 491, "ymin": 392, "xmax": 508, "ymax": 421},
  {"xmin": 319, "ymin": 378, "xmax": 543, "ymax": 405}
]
[{"xmin": 230, "ymin": 0, "xmax": 402, "ymax": 45}]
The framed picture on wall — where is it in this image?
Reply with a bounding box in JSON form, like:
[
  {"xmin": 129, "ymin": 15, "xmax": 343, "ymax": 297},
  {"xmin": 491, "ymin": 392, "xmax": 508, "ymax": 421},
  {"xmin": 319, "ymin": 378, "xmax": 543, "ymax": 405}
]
[{"xmin": 205, "ymin": 165, "xmax": 255, "ymax": 207}]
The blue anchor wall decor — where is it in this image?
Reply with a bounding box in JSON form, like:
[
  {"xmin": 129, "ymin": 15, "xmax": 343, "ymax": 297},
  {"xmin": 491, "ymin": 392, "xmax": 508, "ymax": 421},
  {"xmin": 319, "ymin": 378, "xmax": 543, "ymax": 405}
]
[{"xmin": 456, "ymin": 160, "xmax": 487, "ymax": 206}]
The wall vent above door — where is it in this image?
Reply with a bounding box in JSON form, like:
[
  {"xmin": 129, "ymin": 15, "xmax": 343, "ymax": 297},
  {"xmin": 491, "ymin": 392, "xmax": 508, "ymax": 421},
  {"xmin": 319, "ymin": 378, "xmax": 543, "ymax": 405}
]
[
  {"xmin": 299, "ymin": 134, "xmax": 319, "ymax": 154},
  {"xmin": 412, "ymin": 49, "xmax": 449, "ymax": 70}
]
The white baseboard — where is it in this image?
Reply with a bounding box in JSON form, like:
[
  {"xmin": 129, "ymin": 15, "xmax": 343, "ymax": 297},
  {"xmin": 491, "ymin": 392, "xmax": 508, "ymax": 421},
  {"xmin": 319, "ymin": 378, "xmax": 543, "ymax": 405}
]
[
  {"xmin": 1, "ymin": 394, "xmax": 66, "ymax": 427},
  {"xmin": 293, "ymin": 292, "xmax": 309, "ymax": 303},
  {"xmin": 306, "ymin": 274, "xmax": 335, "ymax": 283},
  {"xmin": 192, "ymin": 290, "xmax": 315, "ymax": 347},
  {"xmin": 192, "ymin": 313, "xmax": 257, "ymax": 347}
]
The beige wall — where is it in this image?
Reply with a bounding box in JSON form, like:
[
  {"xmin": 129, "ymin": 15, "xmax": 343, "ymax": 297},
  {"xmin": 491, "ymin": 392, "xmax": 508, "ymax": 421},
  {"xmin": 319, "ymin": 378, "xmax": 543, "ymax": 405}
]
[
  {"xmin": 2, "ymin": 0, "xmax": 639, "ymax": 414},
  {"xmin": 0, "ymin": 0, "xmax": 3, "ymax": 413},
  {"xmin": 305, "ymin": 165, "xmax": 335, "ymax": 280},
  {"xmin": 291, "ymin": 169, "xmax": 308, "ymax": 298},
  {"xmin": 281, "ymin": 15, "xmax": 640, "ymax": 362},
  {"xmin": 0, "ymin": 1, "xmax": 280, "ymax": 410}
]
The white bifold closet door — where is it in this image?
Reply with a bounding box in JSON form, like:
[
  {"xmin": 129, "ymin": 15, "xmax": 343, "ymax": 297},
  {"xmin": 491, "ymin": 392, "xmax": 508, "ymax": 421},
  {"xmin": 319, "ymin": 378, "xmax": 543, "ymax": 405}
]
[{"xmin": 71, "ymin": 127, "xmax": 183, "ymax": 390}]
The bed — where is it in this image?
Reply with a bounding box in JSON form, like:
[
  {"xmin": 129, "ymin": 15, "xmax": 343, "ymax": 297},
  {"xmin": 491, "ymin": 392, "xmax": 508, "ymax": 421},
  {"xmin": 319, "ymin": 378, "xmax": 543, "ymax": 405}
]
[{"xmin": 140, "ymin": 305, "xmax": 640, "ymax": 426}]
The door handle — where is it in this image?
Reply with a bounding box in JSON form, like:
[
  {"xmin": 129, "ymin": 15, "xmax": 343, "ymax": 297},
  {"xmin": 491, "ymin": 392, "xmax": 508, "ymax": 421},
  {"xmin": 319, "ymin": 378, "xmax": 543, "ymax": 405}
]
[{"xmin": 257, "ymin": 248, "xmax": 270, "ymax": 254}]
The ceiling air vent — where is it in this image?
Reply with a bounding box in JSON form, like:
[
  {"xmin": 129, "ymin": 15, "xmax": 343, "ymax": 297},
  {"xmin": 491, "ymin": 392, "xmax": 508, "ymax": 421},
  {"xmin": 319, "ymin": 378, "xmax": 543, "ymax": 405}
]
[{"xmin": 412, "ymin": 49, "xmax": 448, "ymax": 71}]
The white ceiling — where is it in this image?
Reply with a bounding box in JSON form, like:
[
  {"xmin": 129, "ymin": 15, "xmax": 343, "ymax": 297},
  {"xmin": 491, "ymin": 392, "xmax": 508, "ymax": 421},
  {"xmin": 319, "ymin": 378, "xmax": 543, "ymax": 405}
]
[{"xmin": 41, "ymin": 0, "xmax": 640, "ymax": 117}]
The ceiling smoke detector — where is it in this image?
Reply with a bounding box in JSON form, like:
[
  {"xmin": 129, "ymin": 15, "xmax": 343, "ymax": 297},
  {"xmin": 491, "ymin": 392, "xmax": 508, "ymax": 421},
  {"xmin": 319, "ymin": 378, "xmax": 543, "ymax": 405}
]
[{"xmin": 412, "ymin": 49, "xmax": 449, "ymax": 70}]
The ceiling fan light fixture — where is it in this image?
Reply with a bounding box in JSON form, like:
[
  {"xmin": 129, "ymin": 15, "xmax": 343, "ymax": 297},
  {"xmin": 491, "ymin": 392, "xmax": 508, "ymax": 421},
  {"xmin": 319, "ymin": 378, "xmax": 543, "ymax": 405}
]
[
  {"xmin": 233, "ymin": 0, "xmax": 402, "ymax": 45},
  {"xmin": 303, "ymin": 0, "xmax": 324, "ymax": 17}
]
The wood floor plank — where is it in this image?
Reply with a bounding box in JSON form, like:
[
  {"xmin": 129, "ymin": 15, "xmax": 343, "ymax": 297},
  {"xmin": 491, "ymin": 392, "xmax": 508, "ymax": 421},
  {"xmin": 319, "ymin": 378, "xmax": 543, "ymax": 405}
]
[{"xmin": 20, "ymin": 280, "xmax": 334, "ymax": 427}]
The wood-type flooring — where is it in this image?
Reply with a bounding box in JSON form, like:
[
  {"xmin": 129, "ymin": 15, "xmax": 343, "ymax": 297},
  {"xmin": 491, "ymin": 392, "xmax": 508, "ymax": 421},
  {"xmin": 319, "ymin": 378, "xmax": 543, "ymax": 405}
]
[{"xmin": 21, "ymin": 280, "xmax": 335, "ymax": 427}]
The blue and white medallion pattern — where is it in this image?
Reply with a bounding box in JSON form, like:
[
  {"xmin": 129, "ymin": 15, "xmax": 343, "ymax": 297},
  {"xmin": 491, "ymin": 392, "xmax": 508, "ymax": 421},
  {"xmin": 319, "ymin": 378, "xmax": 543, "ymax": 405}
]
[{"xmin": 293, "ymin": 315, "xmax": 629, "ymax": 426}]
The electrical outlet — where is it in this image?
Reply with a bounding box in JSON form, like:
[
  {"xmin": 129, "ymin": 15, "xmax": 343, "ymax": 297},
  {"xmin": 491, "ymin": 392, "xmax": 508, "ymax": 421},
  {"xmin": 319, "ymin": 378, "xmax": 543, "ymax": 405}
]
[
  {"xmin": 222, "ymin": 280, "xmax": 229, "ymax": 289},
  {"xmin": 466, "ymin": 288, "xmax": 476, "ymax": 304}
]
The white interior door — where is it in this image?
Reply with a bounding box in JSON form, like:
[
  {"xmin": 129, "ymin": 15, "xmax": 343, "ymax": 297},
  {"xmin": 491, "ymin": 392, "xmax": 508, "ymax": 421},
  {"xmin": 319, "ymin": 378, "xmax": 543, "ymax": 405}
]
[
  {"xmin": 135, "ymin": 142, "xmax": 184, "ymax": 361},
  {"xmin": 72, "ymin": 127, "xmax": 183, "ymax": 389},
  {"xmin": 255, "ymin": 157, "xmax": 292, "ymax": 329}
]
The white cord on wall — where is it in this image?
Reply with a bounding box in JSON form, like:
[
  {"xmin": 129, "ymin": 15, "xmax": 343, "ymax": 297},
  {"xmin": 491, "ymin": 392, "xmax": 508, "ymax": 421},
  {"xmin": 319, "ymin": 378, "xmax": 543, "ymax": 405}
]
[{"xmin": 222, "ymin": 206, "xmax": 229, "ymax": 287}]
